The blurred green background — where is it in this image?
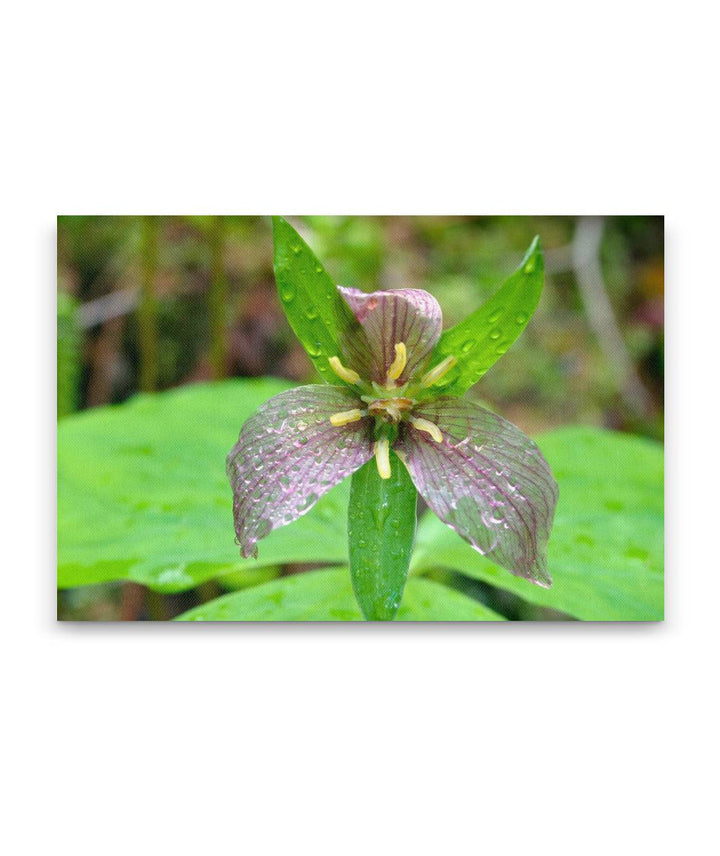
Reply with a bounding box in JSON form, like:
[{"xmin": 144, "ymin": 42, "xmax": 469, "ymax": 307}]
[{"xmin": 57, "ymin": 215, "xmax": 664, "ymax": 620}]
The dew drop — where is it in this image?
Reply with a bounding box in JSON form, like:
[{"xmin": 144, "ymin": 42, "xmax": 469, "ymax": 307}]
[
  {"xmin": 305, "ymin": 341, "xmax": 322, "ymax": 356},
  {"xmin": 460, "ymin": 339, "xmax": 475, "ymax": 354},
  {"xmin": 488, "ymin": 308, "xmax": 503, "ymax": 323},
  {"xmin": 280, "ymin": 285, "xmax": 295, "ymax": 302},
  {"xmin": 292, "ymin": 244, "xmax": 302, "ymax": 255},
  {"xmin": 489, "ymin": 328, "xmax": 501, "ymax": 340},
  {"xmin": 304, "ymin": 306, "xmax": 318, "ymax": 320},
  {"xmin": 524, "ymin": 258, "xmax": 536, "ymax": 274},
  {"xmin": 315, "ymin": 265, "xmax": 323, "ymax": 273},
  {"xmin": 515, "ymin": 311, "xmax": 528, "ymax": 324}
]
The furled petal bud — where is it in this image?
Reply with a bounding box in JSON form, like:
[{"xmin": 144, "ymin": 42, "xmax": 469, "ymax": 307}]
[{"xmin": 337, "ymin": 287, "xmax": 443, "ymax": 385}]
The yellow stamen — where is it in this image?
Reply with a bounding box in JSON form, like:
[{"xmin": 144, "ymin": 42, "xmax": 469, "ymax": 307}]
[
  {"xmin": 374, "ymin": 437, "xmax": 391, "ymax": 479},
  {"xmin": 386, "ymin": 342, "xmax": 407, "ymax": 382},
  {"xmin": 411, "ymin": 417, "xmax": 443, "ymax": 443},
  {"xmin": 329, "ymin": 408, "xmax": 365, "ymax": 427},
  {"xmin": 328, "ymin": 356, "xmax": 361, "ymax": 385},
  {"xmin": 420, "ymin": 355, "xmax": 457, "ymax": 388}
]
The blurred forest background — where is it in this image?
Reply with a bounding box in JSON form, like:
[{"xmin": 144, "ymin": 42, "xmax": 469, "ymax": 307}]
[{"xmin": 57, "ymin": 215, "xmax": 664, "ymax": 620}]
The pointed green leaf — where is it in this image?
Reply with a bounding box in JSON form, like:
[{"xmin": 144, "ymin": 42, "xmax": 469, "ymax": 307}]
[
  {"xmin": 412, "ymin": 427, "xmax": 664, "ymax": 621},
  {"xmin": 175, "ymin": 568, "xmax": 504, "ymax": 621},
  {"xmin": 272, "ymin": 216, "xmax": 359, "ymax": 384},
  {"xmin": 348, "ymin": 451, "xmax": 417, "ymax": 621},
  {"xmin": 423, "ymin": 236, "xmax": 544, "ymax": 396}
]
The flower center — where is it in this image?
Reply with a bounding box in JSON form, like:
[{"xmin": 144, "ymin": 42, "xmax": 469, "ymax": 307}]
[
  {"xmin": 366, "ymin": 396, "xmax": 415, "ymax": 423},
  {"xmin": 327, "ymin": 342, "xmax": 457, "ymax": 479}
]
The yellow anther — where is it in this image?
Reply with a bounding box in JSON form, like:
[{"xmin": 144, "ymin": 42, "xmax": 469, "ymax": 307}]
[
  {"xmin": 386, "ymin": 342, "xmax": 408, "ymax": 382},
  {"xmin": 420, "ymin": 355, "xmax": 457, "ymax": 388},
  {"xmin": 374, "ymin": 437, "xmax": 391, "ymax": 480},
  {"xmin": 328, "ymin": 356, "xmax": 361, "ymax": 385},
  {"xmin": 410, "ymin": 417, "xmax": 443, "ymax": 444},
  {"xmin": 329, "ymin": 408, "xmax": 365, "ymax": 427}
]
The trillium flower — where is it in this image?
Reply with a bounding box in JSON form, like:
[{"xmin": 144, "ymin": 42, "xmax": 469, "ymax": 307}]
[{"xmin": 227, "ymin": 279, "xmax": 558, "ymax": 587}]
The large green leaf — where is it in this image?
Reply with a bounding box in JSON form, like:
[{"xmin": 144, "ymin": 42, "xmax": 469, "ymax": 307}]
[
  {"xmin": 175, "ymin": 568, "xmax": 504, "ymax": 621},
  {"xmin": 412, "ymin": 426, "xmax": 664, "ymax": 621},
  {"xmin": 424, "ymin": 237, "xmax": 544, "ymax": 396},
  {"xmin": 272, "ymin": 216, "xmax": 359, "ymax": 384},
  {"xmin": 348, "ymin": 452, "xmax": 417, "ymax": 620},
  {"xmin": 57, "ymin": 379, "xmax": 351, "ymax": 592}
]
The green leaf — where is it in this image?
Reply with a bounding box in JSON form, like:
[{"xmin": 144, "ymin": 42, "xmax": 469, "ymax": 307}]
[
  {"xmin": 175, "ymin": 568, "xmax": 505, "ymax": 621},
  {"xmin": 57, "ymin": 379, "xmax": 351, "ymax": 593},
  {"xmin": 424, "ymin": 236, "xmax": 544, "ymax": 396},
  {"xmin": 412, "ymin": 426, "xmax": 664, "ymax": 621},
  {"xmin": 272, "ymin": 216, "xmax": 358, "ymax": 384},
  {"xmin": 398, "ymin": 576, "xmax": 505, "ymax": 621},
  {"xmin": 348, "ymin": 451, "xmax": 417, "ymax": 620}
]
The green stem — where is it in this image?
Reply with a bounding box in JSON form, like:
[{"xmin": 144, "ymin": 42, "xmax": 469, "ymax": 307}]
[
  {"xmin": 348, "ymin": 451, "xmax": 417, "ymax": 621},
  {"xmin": 208, "ymin": 215, "xmax": 229, "ymax": 379},
  {"xmin": 138, "ymin": 216, "xmax": 159, "ymax": 392}
]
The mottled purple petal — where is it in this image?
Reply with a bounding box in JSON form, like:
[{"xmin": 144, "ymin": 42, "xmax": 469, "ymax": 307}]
[
  {"xmin": 226, "ymin": 385, "xmax": 373, "ymax": 558},
  {"xmin": 338, "ymin": 287, "xmax": 443, "ymax": 384},
  {"xmin": 396, "ymin": 398, "xmax": 558, "ymax": 586}
]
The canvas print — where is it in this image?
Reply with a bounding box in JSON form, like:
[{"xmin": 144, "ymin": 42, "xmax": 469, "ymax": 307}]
[{"xmin": 57, "ymin": 216, "xmax": 664, "ymax": 621}]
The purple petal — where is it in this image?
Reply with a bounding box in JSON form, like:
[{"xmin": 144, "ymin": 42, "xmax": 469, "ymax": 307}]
[
  {"xmin": 226, "ymin": 385, "xmax": 373, "ymax": 558},
  {"xmin": 338, "ymin": 287, "xmax": 442, "ymax": 384},
  {"xmin": 396, "ymin": 398, "xmax": 558, "ymax": 586}
]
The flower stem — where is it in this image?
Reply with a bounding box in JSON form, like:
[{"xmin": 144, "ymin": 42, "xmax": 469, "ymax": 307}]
[{"xmin": 348, "ymin": 451, "xmax": 417, "ymax": 620}]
